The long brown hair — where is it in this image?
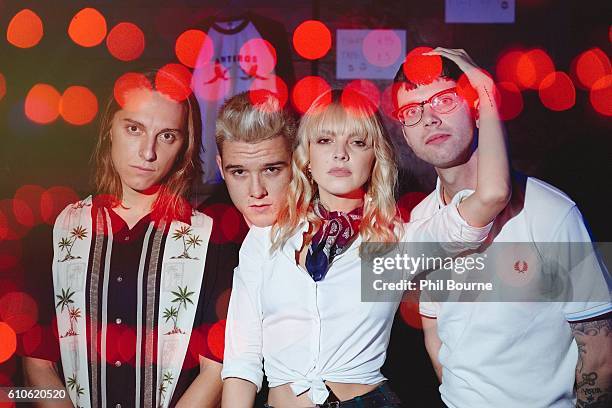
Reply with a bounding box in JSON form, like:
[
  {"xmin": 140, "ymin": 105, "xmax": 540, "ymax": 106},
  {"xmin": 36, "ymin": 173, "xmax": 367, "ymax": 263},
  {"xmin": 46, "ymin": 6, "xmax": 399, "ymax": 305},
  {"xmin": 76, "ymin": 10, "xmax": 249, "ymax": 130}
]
[{"xmin": 91, "ymin": 69, "xmax": 201, "ymax": 220}]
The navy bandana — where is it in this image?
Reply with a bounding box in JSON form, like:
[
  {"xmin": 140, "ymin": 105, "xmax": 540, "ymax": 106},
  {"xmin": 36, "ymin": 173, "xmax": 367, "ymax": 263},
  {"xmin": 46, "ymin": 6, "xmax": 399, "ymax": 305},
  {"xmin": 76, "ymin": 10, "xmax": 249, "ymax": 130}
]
[{"xmin": 305, "ymin": 202, "xmax": 362, "ymax": 281}]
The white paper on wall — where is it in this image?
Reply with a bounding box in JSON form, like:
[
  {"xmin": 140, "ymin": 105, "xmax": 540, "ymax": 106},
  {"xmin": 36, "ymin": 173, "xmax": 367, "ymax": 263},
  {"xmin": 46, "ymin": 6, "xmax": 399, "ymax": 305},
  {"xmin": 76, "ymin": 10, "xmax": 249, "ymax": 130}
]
[
  {"xmin": 336, "ymin": 29, "xmax": 406, "ymax": 80},
  {"xmin": 445, "ymin": 0, "xmax": 515, "ymax": 24}
]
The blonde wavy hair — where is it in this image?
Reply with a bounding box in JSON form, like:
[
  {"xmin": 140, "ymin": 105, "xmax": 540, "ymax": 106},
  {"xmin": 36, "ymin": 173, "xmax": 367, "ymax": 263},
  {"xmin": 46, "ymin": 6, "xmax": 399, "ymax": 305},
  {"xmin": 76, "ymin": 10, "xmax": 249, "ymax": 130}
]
[
  {"xmin": 271, "ymin": 89, "xmax": 402, "ymax": 254},
  {"xmin": 92, "ymin": 70, "xmax": 201, "ymax": 220}
]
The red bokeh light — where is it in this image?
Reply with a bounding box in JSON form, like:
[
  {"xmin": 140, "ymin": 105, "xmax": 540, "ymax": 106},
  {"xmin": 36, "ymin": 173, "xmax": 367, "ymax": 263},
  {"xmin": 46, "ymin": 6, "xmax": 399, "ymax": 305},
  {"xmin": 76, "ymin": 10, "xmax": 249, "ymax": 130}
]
[
  {"xmin": 344, "ymin": 80, "xmax": 381, "ymax": 109},
  {"xmin": 175, "ymin": 30, "xmax": 213, "ymax": 69},
  {"xmin": 456, "ymin": 73, "xmax": 479, "ymax": 111},
  {"xmin": 293, "ymin": 20, "xmax": 332, "ymax": 60},
  {"xmin": 113, "ymin": 72, "xmax": 153, "ymax": 107},
  {"xmin": 14, "ymin": 185, "xmax": 44, "ymax": 226},
  {"xmin": 399, "ymin": 300, "xmax": 423, "ymax": 330},
  {"xmin": 0, "ymin": 292, "xmax": 38, "ymax": 334},
  {"xmin": 496, "ymin": 49, "xmax": 525, "ymax": 87},
  {"xmin": 397, "ymin": 191, "xmax": 428, "ymax": 222},
  {"xmin": 20, "ymin": 324, "xmax": 42, "ymax": 356},
  {"xmin": 106, "ymin": 22, "xmax": 145, "ymax": 62},
  {"xmin": 207, "ymin": 320, "xmax": 226, "ymax": 361},
  {"xmin": 0, "ymin": 322, "xmax": 17, "ymax": 363},
  {"xmin": 24, "ymin": 83, "xmax": 61, "ymax": 125},
  {"xmin": 340, "ymin": 87, "xmax": 377, "ymax": 118},
  {"xmin": 40, "ymin": 186, "xmax": 79, "ymax": 225},
  {"xmin": 192, "ymin": 62, "xmax": 231, "ymax": 102},
  {"xmin": 403, "ymin": 47, "xmax": 442, "ymax": 85},
  {"xmin": 6, "ymin": 9, "xmax": 43, "ymax": 48},
  {"xmin": 239, "ymin": 38, "xmax": 277, "ymax": 77},
  {"xmin": 538, "ymin": 71, "xmax": 575, "ymax": 111},
  {"xmin": 291, "ymin": 76, "xmax": 331, "ymax": 114},
  {"xmin": 380, "ymin": 83, "xmax": 404, "ymax": 120},
  {"xmin": 249, "ymin": 74, "xmax": 289, "ymax": 110},
  {"xmin": 362, "ymin": 30, "xmax": 402, "ymax": 68},
  {"xmin": 215, "ymin": 289, "xmax": 231, "ymax": 320},
  {"xmin": 155, "ymin": 63, "xmax": 193, "ymax": 102},
  {"xmin": 117, "ymin": 327, "xmax": 137, "ymax": 363},
  {"xmin": 572, "ymin": 48, "xmax": 611, "ymax": 90},
  {"xmin": 60, "ymin": 86, "xmax": 98, "ymax": 125},
  {"xmin": 0, "ymin": 72, "xmax": 5, "ymax": 101},
  {"xmin": 497, "ymin": 81, "xmax": 524, "ymax": 121},
  {"xmin": 68, "ymin": 8, "xmax": 107, "ymax": 48},
  {"xmin": 10, "ymin": 198, "xmax": 34, "ymax": 229},
  {"xmin": 516, "ymin": 48, "xmax": 555, "ymax": 89},
  {"xmin": 590, "ymin": 75, "xmax": 612, "ymax": 116}
]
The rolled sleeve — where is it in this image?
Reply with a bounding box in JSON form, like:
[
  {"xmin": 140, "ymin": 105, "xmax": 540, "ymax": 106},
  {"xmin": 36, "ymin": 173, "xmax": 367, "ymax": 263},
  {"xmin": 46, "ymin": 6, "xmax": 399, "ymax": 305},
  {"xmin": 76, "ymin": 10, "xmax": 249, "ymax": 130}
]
[
  {"xmin": 403, "ymin": 189, "xmax": 492, "ymax": 246},
  {"xmin": 221, "ymin": 227, "xmax": 269, "ymax": 392}
]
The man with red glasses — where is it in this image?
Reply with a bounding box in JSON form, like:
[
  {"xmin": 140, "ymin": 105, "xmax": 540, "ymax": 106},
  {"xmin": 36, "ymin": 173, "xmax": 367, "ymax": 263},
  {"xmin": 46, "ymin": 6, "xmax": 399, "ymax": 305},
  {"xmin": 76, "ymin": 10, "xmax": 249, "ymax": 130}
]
[{"xmin": 393, "ymin": 48, "xmax": 611, "ymax": 407}]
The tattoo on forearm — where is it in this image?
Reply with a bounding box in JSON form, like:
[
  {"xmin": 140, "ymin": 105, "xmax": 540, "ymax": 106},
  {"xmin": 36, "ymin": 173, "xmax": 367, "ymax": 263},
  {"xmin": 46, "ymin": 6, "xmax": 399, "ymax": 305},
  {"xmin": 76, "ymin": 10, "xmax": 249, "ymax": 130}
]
[
  {"xmin": 483, "ymin": 87, "xmax": 494, "ymax": 108},
  {"xmin": 570, "ymin": 317, "xmax": 612, "ymax": 408}
]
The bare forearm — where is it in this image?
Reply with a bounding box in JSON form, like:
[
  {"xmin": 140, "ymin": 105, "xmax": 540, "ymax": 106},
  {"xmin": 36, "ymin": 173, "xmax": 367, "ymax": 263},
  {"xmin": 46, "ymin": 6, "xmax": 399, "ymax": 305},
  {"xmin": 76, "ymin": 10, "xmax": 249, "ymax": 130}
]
[
  {"xmin": 22, "ymin": 357, "xmax": 72, "ymax": 408},
  {"xmin": 176, "ymin": 358, "xmax": 223, "ymax": 408},
  {"xmin": 571, "ymin": 318, "xmax": 612, "ymax": 407},
  {"xmin": 221, "ymin": 377, "xmax": 257, "ymax": 408},
  {"xmin": 462, "ymin": 82, "xmax": 511, "ymax": 227}
]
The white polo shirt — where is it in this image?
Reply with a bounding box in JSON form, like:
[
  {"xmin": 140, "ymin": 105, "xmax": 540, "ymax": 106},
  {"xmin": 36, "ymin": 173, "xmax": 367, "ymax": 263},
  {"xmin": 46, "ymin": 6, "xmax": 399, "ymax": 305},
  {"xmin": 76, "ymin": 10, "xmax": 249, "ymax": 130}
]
[
  {"xmin": 416, "ymin": 177, "xmax": 612, "ymax": 408},
  {"xmin": 222, "ymin": 192, "xmax": 491, "ymax": 404}
]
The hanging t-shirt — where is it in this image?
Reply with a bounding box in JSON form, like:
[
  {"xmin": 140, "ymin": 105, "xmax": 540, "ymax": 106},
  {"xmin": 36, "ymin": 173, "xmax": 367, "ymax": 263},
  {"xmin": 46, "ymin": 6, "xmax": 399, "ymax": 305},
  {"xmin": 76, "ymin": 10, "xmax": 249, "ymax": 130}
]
[{"xmin": 191, "ymin": 13, "xmax": 294, "ymax": 194}]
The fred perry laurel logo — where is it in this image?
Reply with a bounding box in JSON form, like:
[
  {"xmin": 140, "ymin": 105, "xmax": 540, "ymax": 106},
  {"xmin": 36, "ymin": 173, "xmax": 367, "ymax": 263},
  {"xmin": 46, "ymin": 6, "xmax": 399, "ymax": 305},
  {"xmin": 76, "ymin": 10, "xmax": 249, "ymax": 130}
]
[{"xmin": 514, "ymin": 260, "xmax": 528, "ymax": 273}]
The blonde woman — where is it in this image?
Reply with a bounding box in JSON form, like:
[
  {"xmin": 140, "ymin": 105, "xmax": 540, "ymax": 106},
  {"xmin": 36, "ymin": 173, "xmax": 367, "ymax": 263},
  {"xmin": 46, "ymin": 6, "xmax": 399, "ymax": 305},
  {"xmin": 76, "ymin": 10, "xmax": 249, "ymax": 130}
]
[{"xmin": 222, "ymin": 50, "xmax": 510, "ymax": 408}]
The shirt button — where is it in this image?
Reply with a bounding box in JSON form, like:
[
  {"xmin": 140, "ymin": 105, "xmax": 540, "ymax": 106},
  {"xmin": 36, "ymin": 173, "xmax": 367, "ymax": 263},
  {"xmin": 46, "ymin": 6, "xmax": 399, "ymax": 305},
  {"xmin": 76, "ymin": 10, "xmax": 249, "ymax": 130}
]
[
  {"xmin": 115, "ymin": 318, "xmax": 122, "ymax": 324},
  {"xmin": 116, "ymin": 404, "xmax": 122, "ymax": 408},
  {"xmin": 116, "ymin": 276, "xmax": 123, "ymax": 283},
  {"xmin": 124, "ymin": 236, "xmax": 129, "ymax": 241},
  {"xmin": 114, "ymin": 360, "xmax": 122, "ymax": 367}
]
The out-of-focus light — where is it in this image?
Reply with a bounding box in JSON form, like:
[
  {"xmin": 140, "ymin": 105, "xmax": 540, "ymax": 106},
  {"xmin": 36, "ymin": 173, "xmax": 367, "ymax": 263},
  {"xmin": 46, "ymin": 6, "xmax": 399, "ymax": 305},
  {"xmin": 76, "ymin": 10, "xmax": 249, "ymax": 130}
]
[
  {"xmin": 117, "ymin": 327, "xmax": 137, "ymax": 363},
  {"xmin": 572, "ymin": 48, "xmax": 611, "ymax": 90},
  {"xmin": 21, "ymin": 324, "xmax": 42, "ymax": 356},
  {"xmin": 40, "ymin": 186, "xmax": 79, "ymax": 225},
  {"xmin": 0, "ymin": 322, "xmax": 17, "ymax": 363},
  {"xmin": 68, "ymin": 8, "xmax": 107, "ymax": 47},
  {"xmin": 215, "ymin": 289, "xmax": 231, "ymax": 320},
  {"xmin": 397, "ymin": 192, "xmax": 428, "ymax": 222},
  {"xmin": 516, "ymin": 48, "xmax": 555, "ymax": 89},
  {"xmin": 6, "ymin": 9, "xmax": 43, "ymax": 48},
  {"xmin": 0, "ymin": 72, "xmax": 6, "ymax": 101},
  {"xmin": 60, "ymin": 86, "xmax": 98, "ymax": 125},
  {"xmin": 399, "ymin": 300, "xmax": 422, "ymax": 330},
  {"xmin": 192, "ymin": 62, "xmax": 231, "ymax": 102},
  {"xmin": 24, "ymin": 83, "xmax": 61, "ymax": 124},
  {"xmin": 590, "ymin": 75, "xmax": 612, "ymax": 116},
  {"xmin": 496, "ymin": 49, "xmax": 525, "ymax": 87},
  {"xmin": 362, "ymin": 30, "xmax": 402, "ymax": 68},
  {"xmin": 249, "ymin": 74, "xmax": 289, "ymax": 110},
  {"xmin": 340, "ymin": 84, "xmax": 378, "ymax": 118},
  {"xmin": 0, "ymin": 292, "xmax": 38, "ymax": 334},
  {"xmin": 291, "ymin": 76, "xmax": 331, "ymax": 114},
  {"xmin": 345, "ymin": 80, "xmax": 381, "ymax": 108},
  {"xmin": 293, "ymin": 20, "xmax": 332, "ymax": 60},
  {"xmin": 106, "ymin": 22, "xmax": 145, "ymax": 62},
  {"xmin": 239, "ymin": 38, "xmax": 277, "ymax": 77},
  {"xmin": 175, "ymin": 29, "xmax": 213, "ymax": 69},
  {"xmin": 538, "ymin": 71, "xmax": 575, "ymax": 111},
  {"xmin": 497, "ymin": 81, "xmax": 524, "ymax": 120},
  {"xmin": 380, "ymin": 83, "xmax": 404, "ymax": 120},
  {"xmin": 155, "ymin": 63, "xmax": 193, "ymax": 102},
  {"xmin": 113, "ymin": 72, "xmax": 152, "ymax": 107},
  {"xmin": 14, "ymin": 185, "xmax": 44, "ymax": 226},
  {"xmin": 403, "ymin": 47, "xmax": 442, "ymax": 85},
  {"xmin": 207, "ymin": 320, "xmax": 225, "ymax": 361},
  {"xmin": 10, "ymin": 198, "xmax": 34, "ymax": 229}
]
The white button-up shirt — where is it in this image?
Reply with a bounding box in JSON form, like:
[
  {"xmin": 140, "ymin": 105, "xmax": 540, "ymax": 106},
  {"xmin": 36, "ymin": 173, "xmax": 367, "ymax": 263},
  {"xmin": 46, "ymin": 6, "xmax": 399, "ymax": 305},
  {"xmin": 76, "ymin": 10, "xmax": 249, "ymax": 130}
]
[{"xmin": 222, "ymin": 191, "xmax": 491, "ymax": 404}]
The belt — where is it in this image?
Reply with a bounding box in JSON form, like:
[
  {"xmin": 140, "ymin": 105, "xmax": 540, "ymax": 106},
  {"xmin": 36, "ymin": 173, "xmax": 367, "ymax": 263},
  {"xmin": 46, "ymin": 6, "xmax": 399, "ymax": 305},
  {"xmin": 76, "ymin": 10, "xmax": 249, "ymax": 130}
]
[{"xmin": 316, "ymin": 383, "xmax": 402, "ymax": 408}]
